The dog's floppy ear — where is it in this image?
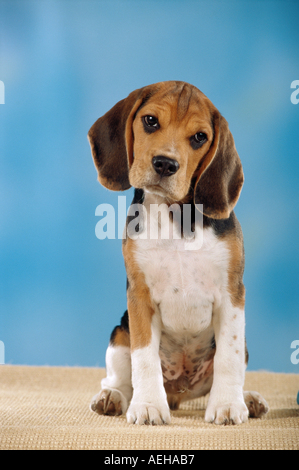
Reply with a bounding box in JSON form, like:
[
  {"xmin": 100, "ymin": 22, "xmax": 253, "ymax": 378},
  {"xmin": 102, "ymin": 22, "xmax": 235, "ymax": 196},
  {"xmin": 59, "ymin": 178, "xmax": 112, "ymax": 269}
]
[
  {"xmin": 88, "ymin": 85, "xmax": 157, "ymax": 191},
  {"xmin": 194, "ymin": 110, "xmax": 244, "ymax": 219}
]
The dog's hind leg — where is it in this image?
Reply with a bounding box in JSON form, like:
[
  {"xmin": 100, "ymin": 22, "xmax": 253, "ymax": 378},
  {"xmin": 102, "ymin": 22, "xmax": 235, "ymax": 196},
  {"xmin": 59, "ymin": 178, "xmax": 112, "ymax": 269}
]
[{"xmin": 90, "ymin": 312, "xmax": 132, "ymax": 416}]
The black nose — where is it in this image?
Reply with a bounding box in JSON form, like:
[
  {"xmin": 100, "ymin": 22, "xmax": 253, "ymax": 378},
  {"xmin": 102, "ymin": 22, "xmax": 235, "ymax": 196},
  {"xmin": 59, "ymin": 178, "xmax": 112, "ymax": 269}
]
[{"xmin": 152, "ymin": 156, "xmax": 180, "ymax": 177}]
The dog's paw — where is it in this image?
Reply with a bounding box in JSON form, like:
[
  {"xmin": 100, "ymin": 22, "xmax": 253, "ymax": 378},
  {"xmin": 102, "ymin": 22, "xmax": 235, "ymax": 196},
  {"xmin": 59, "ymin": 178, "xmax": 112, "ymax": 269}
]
[
  {"xmin": 205, "ymin": 400, "xmax": 249, "ymax": 425},
  {"xmin": 244, "ymin": 391, "xmax": 269, "ymax": 418},
  {"xmin": 126, "ymin": 400, "xmax": 171, "ymax": 425},
  {"xmin": 90, "ymin": 389, "xmax": 127, "ymax": 416}
]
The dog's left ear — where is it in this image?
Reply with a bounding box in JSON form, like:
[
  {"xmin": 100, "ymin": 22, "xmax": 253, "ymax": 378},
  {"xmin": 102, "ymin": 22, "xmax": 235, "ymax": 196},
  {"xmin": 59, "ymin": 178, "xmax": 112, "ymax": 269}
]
[
  {"xmin": 194, "ymin": 110, "xmax": 244, "ymax": 219},
  {"xmin": 88, "ymin": 84, "xmax": 159, "ymax": 191}
]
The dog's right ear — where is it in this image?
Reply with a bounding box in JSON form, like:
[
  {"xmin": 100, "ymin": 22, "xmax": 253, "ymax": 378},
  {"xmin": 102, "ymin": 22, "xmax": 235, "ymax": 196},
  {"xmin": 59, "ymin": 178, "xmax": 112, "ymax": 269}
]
[{"xmin": 88, "ymin": 85, "xmax": 158, "ymax": 191}]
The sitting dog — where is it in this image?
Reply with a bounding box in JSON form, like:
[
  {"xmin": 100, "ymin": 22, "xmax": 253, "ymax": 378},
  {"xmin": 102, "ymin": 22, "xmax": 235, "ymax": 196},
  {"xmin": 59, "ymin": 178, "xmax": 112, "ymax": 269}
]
[{"xmin": 88, "ymin": 81, "xmax": 269, "ymax": 425}]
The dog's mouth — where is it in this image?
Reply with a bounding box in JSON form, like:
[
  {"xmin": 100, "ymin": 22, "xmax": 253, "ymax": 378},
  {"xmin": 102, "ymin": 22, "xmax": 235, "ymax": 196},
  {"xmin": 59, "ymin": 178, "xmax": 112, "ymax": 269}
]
[
  {"xmin": 143, "ymin": 184, "xmax": 181, "ymax": 205},
  {"xmin": 130, "ymin": 166, "xmax": 185, "ymax": 202},
  {"xmin": 144, "ymin": 184, "xmax": 167, "ymax": 196}
]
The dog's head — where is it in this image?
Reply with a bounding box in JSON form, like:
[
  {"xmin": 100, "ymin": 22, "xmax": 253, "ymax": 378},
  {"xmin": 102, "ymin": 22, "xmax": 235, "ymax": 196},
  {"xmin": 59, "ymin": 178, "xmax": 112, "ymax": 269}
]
[{"xmin": 88, "ymin": 81, "xmax": 244, "ymax": 219}]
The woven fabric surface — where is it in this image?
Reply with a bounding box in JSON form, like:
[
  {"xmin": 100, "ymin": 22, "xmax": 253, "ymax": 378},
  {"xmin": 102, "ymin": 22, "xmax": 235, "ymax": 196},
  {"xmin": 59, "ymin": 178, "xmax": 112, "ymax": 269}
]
[{"xmin": 0, "ymin": 365, "xmax": 298, "ymax": 450}]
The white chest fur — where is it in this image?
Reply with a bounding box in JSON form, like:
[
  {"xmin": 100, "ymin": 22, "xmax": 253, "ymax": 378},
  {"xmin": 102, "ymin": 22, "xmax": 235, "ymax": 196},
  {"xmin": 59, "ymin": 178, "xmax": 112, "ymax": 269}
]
[{"xmin": 133, "ymin": 194, "xmax": 230, "ymax": 336}]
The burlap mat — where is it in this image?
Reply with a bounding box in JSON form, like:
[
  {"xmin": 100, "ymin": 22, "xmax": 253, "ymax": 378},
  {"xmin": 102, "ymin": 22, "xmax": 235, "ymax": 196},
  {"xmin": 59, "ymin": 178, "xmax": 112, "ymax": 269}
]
[{"xmin": 0, "ymin": 365, "xmax": 298, "ymax": 450}]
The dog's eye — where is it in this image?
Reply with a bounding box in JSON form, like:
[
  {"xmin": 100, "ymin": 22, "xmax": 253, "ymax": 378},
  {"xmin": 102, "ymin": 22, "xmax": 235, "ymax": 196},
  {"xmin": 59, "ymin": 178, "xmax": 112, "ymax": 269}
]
[
  {"xmin": 144, "ymin": 115, "xmax": 159, "ymax": 127},
  {"xmin": 190, "ymin": 132, "xmax": 207, "ymax": 149},
  {"xmin": 194, "ymin": 132, "xmax": 207, "ymax": 143},
  {"xmin": 143, "ymin": 115, "xmax": 160, "ymax": 133}
]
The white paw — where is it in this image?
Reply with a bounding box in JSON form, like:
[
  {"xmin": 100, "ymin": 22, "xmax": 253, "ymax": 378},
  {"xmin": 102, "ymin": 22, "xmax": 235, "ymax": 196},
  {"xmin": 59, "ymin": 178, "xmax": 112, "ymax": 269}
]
[
  {"xmin": 90, "ymin": 388, "xmax": 128, "ymax": 416},
  {"xmin": 205, "ymin": 400, "xmax": 249, "ymax": 425},
  {"xmin": 126, "ymin": 400, "xmax": 171, "ymax": 425}
]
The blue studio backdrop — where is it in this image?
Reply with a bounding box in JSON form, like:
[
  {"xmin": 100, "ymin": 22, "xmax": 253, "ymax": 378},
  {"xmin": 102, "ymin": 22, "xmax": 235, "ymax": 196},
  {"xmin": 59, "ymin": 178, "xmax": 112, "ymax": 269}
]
[{"xmin": 0, "ymin": 0, "xmax": 298, "ymax": 372}]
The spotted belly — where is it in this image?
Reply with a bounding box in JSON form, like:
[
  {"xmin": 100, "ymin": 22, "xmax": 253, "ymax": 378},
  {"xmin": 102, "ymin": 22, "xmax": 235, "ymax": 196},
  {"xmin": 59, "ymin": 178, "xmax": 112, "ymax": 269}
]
[{"xmin": 159, "ymin": 328, "xmax": 215, "ymax": 408}]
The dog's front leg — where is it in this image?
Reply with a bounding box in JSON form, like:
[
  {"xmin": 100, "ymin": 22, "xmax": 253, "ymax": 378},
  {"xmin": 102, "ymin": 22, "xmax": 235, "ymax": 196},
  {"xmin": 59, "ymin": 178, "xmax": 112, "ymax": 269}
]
[
  {"xmin": 127, "ymin": 312, "xmax": 170, "ymax": 425},
  {"xmin": 205, "ymin": 298, "xmax": 248, "ymax": 425},
  {"xmin": 124, "ymin": 241, "xmax": 170, "ymax": 425}
]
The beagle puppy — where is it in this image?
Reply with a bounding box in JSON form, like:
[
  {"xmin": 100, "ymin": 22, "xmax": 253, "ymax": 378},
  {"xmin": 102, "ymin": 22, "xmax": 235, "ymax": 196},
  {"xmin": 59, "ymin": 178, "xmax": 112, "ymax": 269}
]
[{"xmin": 88, "ymin": 81, "xmax": 269, "ymax": 425}]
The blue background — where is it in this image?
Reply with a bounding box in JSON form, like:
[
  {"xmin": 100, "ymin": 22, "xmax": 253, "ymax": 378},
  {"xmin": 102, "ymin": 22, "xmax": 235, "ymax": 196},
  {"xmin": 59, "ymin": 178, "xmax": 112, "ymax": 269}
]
[{"xmin": 0, "ymin": 0, "xmax": 298, "ymax": 372}]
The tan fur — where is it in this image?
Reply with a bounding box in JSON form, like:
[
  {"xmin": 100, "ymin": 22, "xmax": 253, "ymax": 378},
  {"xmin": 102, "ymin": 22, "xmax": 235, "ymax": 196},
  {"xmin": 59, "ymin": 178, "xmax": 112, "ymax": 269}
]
[
  {"xmin": 122, "ymin": 237, "xmax": 155, "ymax": 350},
  {"xmin": 223, "ymin": 225, "xmax": 246, "ymax": 309},
  {"xmin": 227, "ymin": 238, "xmax": 246, "ymax": 309},
  {"xmin": 113, "ymin": 328, "xmax": 131, "ymax": 348}
]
